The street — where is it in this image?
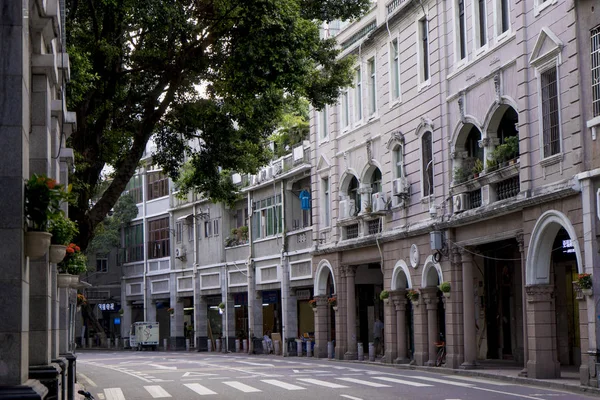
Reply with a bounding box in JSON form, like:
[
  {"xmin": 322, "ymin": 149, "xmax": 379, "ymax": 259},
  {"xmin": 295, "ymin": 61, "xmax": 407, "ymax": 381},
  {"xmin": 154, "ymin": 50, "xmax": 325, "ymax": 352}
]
[{"xmin": 76, "ymin": 351, "xmax": 598, "ymax": 400}]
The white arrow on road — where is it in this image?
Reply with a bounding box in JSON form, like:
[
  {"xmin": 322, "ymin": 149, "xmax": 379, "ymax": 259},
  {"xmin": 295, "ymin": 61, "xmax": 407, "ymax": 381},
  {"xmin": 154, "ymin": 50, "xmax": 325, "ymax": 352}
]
[
  {"xmin": 148, "ymin": 364, "xmax": 177, "ymax": 370},
  {"xmin": 182, "ymin": 372, "xmax": 218, "ymax": 378},
  {"xmin": 292, "ymin": 369, "xmax": 329, "ymax": 374},
  {"xmin": 236, "ymin": 361, "xmax": 274, "ymax": 367}
]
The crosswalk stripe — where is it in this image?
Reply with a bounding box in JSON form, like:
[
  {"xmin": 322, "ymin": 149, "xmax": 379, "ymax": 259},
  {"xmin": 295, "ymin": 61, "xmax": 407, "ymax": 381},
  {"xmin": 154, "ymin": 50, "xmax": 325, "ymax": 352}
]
[
  {"xmin": 442, "ymin": 375, "xmax": 512, "ymax": 386},
  {"xmin": 223, "ymin": 381, "xmax": 262, "ymax": 393},
  {"xmin": 398, "ymin": 375, "xmax": 474, "ymax": 387},
  {"xmin": 144, "ymin": 385, "xmax": 172, "ymax": 398},
  {"xmin": 184, "ymin": 383, "xmax": 218, "ymax": 395},
  {"xmin": 372, "ymin": 377, "xmax": 433, "ymax": 387},
  {"xmin": 296, "ymin": 378, "xmax": 348, "ymax": 388},
  {"xmin": 336, "ymin": 378, "xmax": 391, "ymax": 388},
  {"xmin": 261, "ymin": 379, "xmax": 305, "ymax": 390},
  {"xmin": 104, "ymin": 388, "xmax": 126, "ymax": 400}
]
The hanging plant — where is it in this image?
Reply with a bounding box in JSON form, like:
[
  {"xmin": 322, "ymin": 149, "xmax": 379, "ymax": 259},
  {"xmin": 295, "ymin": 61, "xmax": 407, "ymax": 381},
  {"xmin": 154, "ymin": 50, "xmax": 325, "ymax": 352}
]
[
  {"xmin": 218, "ymin": 302, "xmax": 226, "ymax": 310},
  {"xmin": 379, "ymin": 290, "xmax": 390, "ymax": 300},
  {"xmin": 406, "ymin": 289, "xmax": 420, "ymax": 302},
  {"xmin": 327, "ymin": 296, "xmax": 337, "ymax": 307},
  {"xmin": 308, "ymin": 299, "xmax": 317, "ymax": 309},
  {"xmin": 439, "ymin": 282, "xmax": 451, "ymax": 293}
]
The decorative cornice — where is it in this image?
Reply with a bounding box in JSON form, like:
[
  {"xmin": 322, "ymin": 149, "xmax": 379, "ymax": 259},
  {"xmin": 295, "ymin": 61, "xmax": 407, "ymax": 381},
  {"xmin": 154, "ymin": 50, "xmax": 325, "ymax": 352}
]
[{"xmin": 525, "ymin": 284, "xmax": 554, "ymax": 303}]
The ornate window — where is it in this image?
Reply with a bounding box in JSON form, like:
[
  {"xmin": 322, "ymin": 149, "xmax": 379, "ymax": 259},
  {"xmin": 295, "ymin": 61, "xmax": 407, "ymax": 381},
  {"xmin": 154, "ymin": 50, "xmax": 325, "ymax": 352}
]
[{"xmin": 421, "ymin": 131, "xmax": 433, "ymax": 196}]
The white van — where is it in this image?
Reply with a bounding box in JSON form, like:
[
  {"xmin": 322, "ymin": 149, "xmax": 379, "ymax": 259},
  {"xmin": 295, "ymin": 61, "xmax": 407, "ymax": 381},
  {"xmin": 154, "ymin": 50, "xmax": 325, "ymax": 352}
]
[{"xmin": 129, "ymin": 322, "xmax": 159, "ymax": 351}]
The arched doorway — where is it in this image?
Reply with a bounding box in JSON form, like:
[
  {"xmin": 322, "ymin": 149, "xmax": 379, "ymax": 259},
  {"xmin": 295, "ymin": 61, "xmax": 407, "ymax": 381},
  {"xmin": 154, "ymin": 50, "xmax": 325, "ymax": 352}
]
[
  {"xmin": 526, "ymin": 210, "xmax": 583, "ymax": 379},
  {"xmin": 391, "ymin": 260, "xmax": 414, "ymax": 362},
  {"xmin": 313, "ymin": 260, "xmax": 337, "ymax": 358},
  {"xmin": 421, "ymin": 257, "xmax": 445, "ymax": 366}
]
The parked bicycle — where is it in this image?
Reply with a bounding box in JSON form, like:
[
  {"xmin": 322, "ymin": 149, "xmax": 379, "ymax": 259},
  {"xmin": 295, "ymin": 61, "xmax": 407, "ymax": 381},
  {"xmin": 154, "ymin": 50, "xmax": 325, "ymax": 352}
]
[
  {"xmin": 78, "ymin": 389, "xmax": 95, "ymax": 400},
  {"xmin": 434, "ymin": 341, "xmax": 446, "ymax": 367}
]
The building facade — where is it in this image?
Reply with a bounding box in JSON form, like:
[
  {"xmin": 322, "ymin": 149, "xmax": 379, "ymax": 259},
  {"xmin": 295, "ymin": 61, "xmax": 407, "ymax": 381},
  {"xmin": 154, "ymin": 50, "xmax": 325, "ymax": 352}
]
[{"xmin": 309, "ymin": 0, "xmax": 600, "ymax": 386}]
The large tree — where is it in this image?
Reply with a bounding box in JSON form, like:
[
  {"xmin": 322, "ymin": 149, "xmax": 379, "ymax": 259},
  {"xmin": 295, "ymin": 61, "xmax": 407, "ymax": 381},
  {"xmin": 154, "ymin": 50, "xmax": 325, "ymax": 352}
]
[{"xmin": 66, "ymin": 0, "xmax": 370, "ymax": 250}]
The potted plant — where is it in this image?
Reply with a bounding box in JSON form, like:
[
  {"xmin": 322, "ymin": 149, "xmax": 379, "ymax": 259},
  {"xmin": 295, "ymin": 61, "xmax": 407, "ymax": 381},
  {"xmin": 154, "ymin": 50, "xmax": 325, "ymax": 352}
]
[
  {"xmin": 57, "ymin": 243, "xmax": 88, "ymax": 286},
  {"xmin": 308, "ymin": 299, "xmax": 317, "ymax": 311},
  {"xmin": 167, "ymin": 307, "xmax": 175, "ymax": 315},
  {"xmin": 472, "ymin": 159, "xmax": 484, "ymax": 178},
  {"xmin": 453, "ymin": 166, "xmax": 468, "ymax": 185},
  {"xmin": 486, "ymin": 157, "xmax": 498, "ymax": 172},
  {"xmin": 439, "ymin": 282, "xmax": 451, "ymax": 298},
  {"xmin": 24, "ymin": 174, "xmax": 70, "ymax": 259},
  {"xmin": 328, "ymin": 296, "xmax": 337, "ymax": 311},
  {"xmin": 577, "ymin": 273, "xmax": 593, "ymax": 296},
  {"xmin": 379, "ymin": 290, "xmax": 390, "ymax": 304},
  {"xmin": 48, "ymin": 216, "xmax": 78, "ymax": 263},
  {"xmin": 407, "ymin": 289, "xmax": 420, "ymax": 305},
  {"xmin": 238, "ymin": 225, "xmax": 249, "ymax": 242},
  {"xmin": 218, "ymin": 302, "xmax": 226, "ymax": 310},
  {"xmin": 505, "ymin": 136, "xmax": 519, "ymax": 163}
]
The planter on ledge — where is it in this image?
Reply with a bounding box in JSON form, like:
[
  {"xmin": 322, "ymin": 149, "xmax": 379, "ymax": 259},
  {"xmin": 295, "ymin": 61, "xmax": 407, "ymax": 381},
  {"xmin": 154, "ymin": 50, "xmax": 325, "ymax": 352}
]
[
  {"xmin": 49, "ymin": 244, "xmax": 67, "ymax": 264},
  {"xmin": 25, "ymin": 231, "xmax": 52, "ymax": 259},
  {"xmin": 582, "ymin": 288, "xmax": 593, "ymax": 296}
]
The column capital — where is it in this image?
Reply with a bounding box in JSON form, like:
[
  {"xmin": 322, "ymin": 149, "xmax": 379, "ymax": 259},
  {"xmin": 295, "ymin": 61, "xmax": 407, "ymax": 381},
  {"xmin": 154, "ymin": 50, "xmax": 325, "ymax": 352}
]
[
  {"xmin": 525, "ymin": 284, "xmax": 554, "ymax": 303},
  {"xmin": 314, "ymin": 295, "xmax": 329, "ymax": 307},
  {"xmin": 391, "ymin": 290, "xmax": 407, "ymax": 310},
  {"xmin": 421, "ymin": 287, "xmax": 439, "ymax": 309},
  {"xmin": 516, "ymin": 232, "xmax": 525, "ymax": 253},
  {"xmin": 342, "ymin": 265, "xmax": 357, "ymax": 277},
  {"xmin": 451, "ymin": 245, "xmax": 462, "ymax": 266}
]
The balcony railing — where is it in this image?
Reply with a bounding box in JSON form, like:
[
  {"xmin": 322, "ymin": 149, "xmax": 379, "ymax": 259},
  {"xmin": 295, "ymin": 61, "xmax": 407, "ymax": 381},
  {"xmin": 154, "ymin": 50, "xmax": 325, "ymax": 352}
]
[
  {"xmin": 496, "ymin": 176, "xmax": 520, "ymax": 200},
  {"xmin": 345, "ymin": 224, "xmax": 359, "ymax": 239},
  {"xmin": 367, "ymin": 218, "xmax": 382, "ymax": 235},
  {"xmin": 118, "ymin": 245, "xmax": 144, "ymax": 265}
]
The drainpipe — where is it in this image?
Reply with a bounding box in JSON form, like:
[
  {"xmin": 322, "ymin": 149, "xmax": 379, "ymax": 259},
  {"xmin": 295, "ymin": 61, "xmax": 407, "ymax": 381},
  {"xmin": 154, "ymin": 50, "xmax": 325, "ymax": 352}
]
[
  {"xmin": 192, "ymin": 200, "xmax": 198, "ymax": 349},
  {"xmin": 247, "ymin": 190, "xmax": 255, "ymax": 353},
  {"xmin": 280, "ymin": 180, "xmax": 288, "ymax": 356},
  {"xmin": 142, "ymin": 169, "xmax": 148, "ymax": 321}
]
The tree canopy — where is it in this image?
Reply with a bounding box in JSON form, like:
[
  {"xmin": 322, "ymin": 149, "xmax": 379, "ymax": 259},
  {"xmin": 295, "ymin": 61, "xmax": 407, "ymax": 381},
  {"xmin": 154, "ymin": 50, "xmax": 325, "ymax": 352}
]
[{"xmin": 66, "ymin": 0, "xmax": 370, "ymax": 250}]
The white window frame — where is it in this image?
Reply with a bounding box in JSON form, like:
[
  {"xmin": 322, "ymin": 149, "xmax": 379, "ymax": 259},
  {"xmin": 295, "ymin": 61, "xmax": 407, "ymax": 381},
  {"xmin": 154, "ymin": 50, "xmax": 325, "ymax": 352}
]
[
  {"xmin": 175, "ymin": 221, "xmax": 183, "ymax": 243},
  {"xmin": 534, "ymin": 0, "xmax": 557, "ymax": 17},
  {"xmin": 188, "ymin": 223, "xmax": 194, "ymax": 242},
  {"xmin": 354, "ymin": 65, "xmax": 363, "ymax": 122},
  {"xmin": 416, "ymin": 16, "xmax": 431, "ymax": 89},
  {"xmin": 420, "ymin": 130, "xmax": 434, "ymax": 198},
  {"xmin": 393, "ymin": 144, "xmax": 405, "ymax": 179},
  {"xmin": 454, "ymin": 0, "xmax": 468, "ymax": 64},
  {"xmin": 389, "ymin": 38, "xmax": 401, "ymax": 103},
  {"xmin": 592, "ymin": 25, "xmax": 600, "ymax": 119},
  {"xmin": 535, "ymin": 60, "xmax": 562, "ymax": 164},
  {"xmin": 322, "ymin": 177, "xmax": 330, "ymax": 227},
  {"xmin": 96, "ymin": 257, "xmax": 108, "ymax": 273},
  {"xmin": 319, "ymin": 107, "xmax": 329, "ymax": 141},
  {"xmin": 213, "ymin": 219, "xmax": 219, "ymax": 237},
  {"xmin": 367, "ymin": 56, "xmax": 377, "ymax": 117},
  {"xmin": 472, "ymin": 0, "xmax": 488, "ymax": 52},
  {"xmin": 494, "ymin": 0, "xmax": 511, "ymax": 41},
  {"xmin": 204, "ymin": 220, "xmax": 212, "ymax": 237},
  {"xmin": 340, "ymin": 88, "xmax": 350, "ymax": 131}
]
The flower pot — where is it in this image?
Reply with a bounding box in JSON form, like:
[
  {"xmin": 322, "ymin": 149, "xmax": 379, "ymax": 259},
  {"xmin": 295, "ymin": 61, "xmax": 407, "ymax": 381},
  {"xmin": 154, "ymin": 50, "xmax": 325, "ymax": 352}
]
[
  {"xmin": 49, "ymin": 244, "xmax": 67, "ymax": 264},
  {"xmin": 332, "ymin": 306, "xmax": 338, "ymax": 312},
  {"xmin": 69, "ymin": 274, "xmax": 80, "ymax": 287},
  {"xmin": 411, "ymin": 299, "xmax": 419, "ymax": 307},
  {"xmin": 443, "ymin": 292, "xmax": 451, "ymax": 298},
  {"xmin": 25, "ymin": 231, "xmax": 52, "ymax": 259},
  {"xmin": 582, "ymin": 288, "xmax": 593, "ymax": 296},
  {"xmin": 57, "ymin": 273, "xmax": 72, "ymax": 288},
  {"xmin": 312, "ymin": 307, "xmax": 318, "ymax": 313}
]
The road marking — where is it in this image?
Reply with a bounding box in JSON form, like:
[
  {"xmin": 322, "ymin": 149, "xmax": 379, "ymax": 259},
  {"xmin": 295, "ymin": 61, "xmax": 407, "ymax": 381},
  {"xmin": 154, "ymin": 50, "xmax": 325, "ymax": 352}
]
[
  {"xmin": 236, "ymin": 361, "xmax": 274, "ymax": 367},
  {"xmin": 97, "ymin": 394, "xmax": 105, "ymax": 400},
  {"xmin": 184, "ymin": 383, "xmax": 218, "ymax": 395},
  {"xmin": 397, "ymin": 375, "xmax": 474, "ymax": 387},
  {"xmin": 261, "ymin": 379, "xmax": 305, "ymax": 390},
  {"xmin": 296, "ymin": 378, "xmax": 348, "ymax": 388},
  {"xmin": 149, "ymin": 364, "xmax": 177, "ymax": 370},
  {"xmin": 372, "ymin": 377, "xmax": 433, "ymax": 387},
  {"xmin": 144, "ymin": 385, "xmax": 172, "ymax": 398},
  {"xmin": 341, "ymin": 395, "xmax": 363, "ymax": 400},
  {"xmin": 182, "ymin": 372, "xmax": 218, "ymax": 378},
  {"xmin": 442, "ymin": 375, "xmax": 512, "ymax": 386},
  {"xmin": 78, "ymin": 373, "xmax": 97, "ymax": 387},
  {"xmin": 292, "ymin": 369, "xmax": 329, "ymax": 374},
  {"xmin": 104, "ymin": 388, "xmax": 126, "ymax": 400},
  {"xmin": 473, "ymin": 386, "xmax": 549, "ymax": 400},
  {"xmin": 223, "ymin": 381, "xmax": 262, "ymax": 393},
  {"xmin": 336, "ymin": 378, "xmax": 391, "ymax": 388}
]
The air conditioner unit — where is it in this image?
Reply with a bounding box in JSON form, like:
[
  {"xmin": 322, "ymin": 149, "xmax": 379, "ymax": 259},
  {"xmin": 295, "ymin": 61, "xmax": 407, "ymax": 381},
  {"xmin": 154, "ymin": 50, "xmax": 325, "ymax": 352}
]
[
  {"xmin": 453, "ymin": 193, "xmax": 469, "ymax": 213},
  {"xmin": 260, "ymin": 169, "xmax": 267, "ymax": 182},
  {"xmin": 371, "ymin": 192, "xmax": 387, "ymax": 213},
  {"xmin": 250, "ymin": 175, "xmax": 257, "ymax": 185},
  {"xmin": 175, "ymin": 247, "xmax": 186, "ymax": 258},
  {"xmin": 392, "ymin": 178, "xmax": 410, "ymax": 197},
  {"xmin": 339, "ymin": 199, "xmax": 356, "ymax": 219},
  {"xmin": 266, "ymin": 166, "xmax": 273, "ymax": 179}
]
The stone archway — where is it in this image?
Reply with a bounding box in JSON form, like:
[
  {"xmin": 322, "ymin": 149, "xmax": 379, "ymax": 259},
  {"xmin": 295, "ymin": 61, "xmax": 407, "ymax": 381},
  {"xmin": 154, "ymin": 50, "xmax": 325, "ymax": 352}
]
[
  {"xmin": 314, "ymin": 259, "xmax": 336, "ymax": 296},
  {"xmin": 421, "ymin": 255, "xmax": 443, "ymax": 287},
  {"xmin": 387, "ymin": 260, "xmax": 414, "ymax": 364},
  {"xmin": 419, "ymin": 255, "xmax": 445, "ymax": 366},
  {"xmin": 391, "ymin": 260, "xmax": 413, "ymax": 290},
  {"xmin": 313, "ymin": 260, "xmax": 336, "ymax": 358},
  {"xmin": 525, "ymin": 210, "xmax": 583, "ymax": 379}
]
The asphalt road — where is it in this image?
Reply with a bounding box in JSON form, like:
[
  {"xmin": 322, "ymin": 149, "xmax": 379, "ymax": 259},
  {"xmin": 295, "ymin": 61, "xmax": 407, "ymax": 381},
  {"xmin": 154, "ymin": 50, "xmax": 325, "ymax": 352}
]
[{"xmin": 76, "ymin": 351, "xmax": 597, "ymax": 400}]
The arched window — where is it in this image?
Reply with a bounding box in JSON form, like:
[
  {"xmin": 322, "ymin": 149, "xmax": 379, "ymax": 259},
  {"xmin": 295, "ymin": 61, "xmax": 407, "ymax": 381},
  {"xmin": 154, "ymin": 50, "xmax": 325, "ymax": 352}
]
[
  {"xmin": 348, "ymin": 176, "xmax": 361, "ymax": 213},
  {"xmin": 393, "ymin": 145, "xmax": 404, "ymax": 178},
  {"xmin": 371, "ymin": 168, "xmax": 382, "ymax": 194},
  {"xmin": 422, "ymin": 131, "xmax": 433, "ymax": 196}
]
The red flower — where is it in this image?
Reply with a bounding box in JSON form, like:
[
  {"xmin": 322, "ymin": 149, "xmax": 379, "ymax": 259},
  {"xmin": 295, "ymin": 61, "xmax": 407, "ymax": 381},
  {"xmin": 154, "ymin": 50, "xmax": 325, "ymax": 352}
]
[
  {"xmin": 66, "ymin": 247, "xmax": 74, "ymax": 254},
  {"xmin": 46, "ymin": 179, "xmax": 56, "ymax": 189},
  {"xmin": 75, "ymin": 246, "xmax": 80, "ymax": 252}
]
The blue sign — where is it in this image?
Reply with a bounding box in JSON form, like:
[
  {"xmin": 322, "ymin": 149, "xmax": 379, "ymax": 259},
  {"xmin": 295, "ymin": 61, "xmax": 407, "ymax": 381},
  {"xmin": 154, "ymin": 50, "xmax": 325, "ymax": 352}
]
[
  {"xmin": 114, "ymin": 318, "xmax": 121, "ymax": 325},
  {"xmin": 299, "ymin": 190, "xmax": 311, "ymax": 210}
]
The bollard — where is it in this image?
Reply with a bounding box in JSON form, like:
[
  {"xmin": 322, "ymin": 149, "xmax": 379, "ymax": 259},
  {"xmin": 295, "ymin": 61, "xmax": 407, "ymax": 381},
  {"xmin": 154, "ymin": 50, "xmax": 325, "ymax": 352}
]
[
  {"xmin": 163, "ymin": 338, "xmax": 168, "ymax": 351},
  {"xmin": 107, "ymin": 339, "xmax": 112, "ymax": 349},
  {"xmin": 242, "ymin": 339, "xmax": 248, "ymax": 353},
  {"xmin": 235, "ymin": 339, "xmax": 240, "ymax": 353},
  {"xmin": 357, "ymin": 342, "xmax": 364, "ymax": 361},
  {"xmin": 368, "ymin": 342, "xmax": 375, "ymax": 361},
  {"xmin": 207, "ymin": 338, "xmax": 212, "ymax": 352},
  {"xmin": 327, "ymin": 341, "xmax": 334, "ymax": 359},
  {"xmin": 306, "ymin": 340, "xmax": 312, "ymax": 357},
  {"xmin": 296, "ymin": 340, "xmax": 303, "ymax": 356},
  {"xmin": 216, "ymin": 339, "xmax": 221, "ymax": 353},
  {"xmin": 88, "ymin": 338, "xmax": 93, "ymax": 348},
  {"xmin": 186, "ymin": 339, "xmax": 190, "ymax": 351},
  {"xmin": 274, "ymin": 340, "xmax": 280, "ymax": 356}
]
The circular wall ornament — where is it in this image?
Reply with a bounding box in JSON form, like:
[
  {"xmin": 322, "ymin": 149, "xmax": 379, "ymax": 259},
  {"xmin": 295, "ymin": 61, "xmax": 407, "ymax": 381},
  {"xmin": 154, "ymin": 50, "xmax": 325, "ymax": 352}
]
[{"xmin": 410, "ymin": 244, "xmax": 420, "ymax": 268}]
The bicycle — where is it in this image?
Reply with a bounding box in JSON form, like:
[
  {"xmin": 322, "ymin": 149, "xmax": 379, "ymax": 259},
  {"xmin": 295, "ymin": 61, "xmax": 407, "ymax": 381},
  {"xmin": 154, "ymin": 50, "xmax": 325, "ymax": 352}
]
[
  {"xmin": 78, "ymin": 389, "xmax": 96, "ymax": 400},
  {"xmin": 434, "ymin": 341, "xmax": 446, "ymax": 367}
]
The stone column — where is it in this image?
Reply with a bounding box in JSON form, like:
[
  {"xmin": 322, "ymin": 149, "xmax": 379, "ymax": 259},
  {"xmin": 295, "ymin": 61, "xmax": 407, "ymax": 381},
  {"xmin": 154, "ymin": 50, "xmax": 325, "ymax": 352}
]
[
  {"xmin": 516, "ymin": 234, "xmax": 529, "ymax": 376},
  {"xmin": 412, "ymin": 291, "xmax": 428, "ymax": 366},
  {"xmin": 224, "ymin": 294, "xmax": 235, "ymax": 352},
  {"xmin": 335, "ymin": 266, "xmax": 346, "ymax": 360},
  {"xmin": 526, "ymin": 285, "xmax": 560, "ymax": 379},
  {"xmin": 195, "ymin": 295, "xmax": 209, "ymax": 351},
  {"xmin": 170, "ymin": 293, "xmax": 185, "ymax": 350},
  {"xmin": 460, "ymin": 249, "xmax": 478, "ymax": 369},
  {"xmin": 383, "ymin": 292, "xmax": 398, "ymax": 363},
  {"xmin": 422, "ymin": 287, "xmax": 439, "ymax": 366},
  {"xmin": 344, "ymin": 265, "xmax": 358, "ymax": 360},
  {"xmin": 50, "ymin": 264, "xmax": 59, "ymax": 359},
  {"xmin": 445, "ymin": 246, "xmax": 464, "ymax": 368},
  {"xmin": 314, "ymin": 296, "xmax": 329, "ymax": 358},
  {"xmin": 393, "ymin": 291, "xmax": 409, "ymax": 363},
  {"xmin": 58, "ymin": 287, "xmax": 70, "ymax": 353}
]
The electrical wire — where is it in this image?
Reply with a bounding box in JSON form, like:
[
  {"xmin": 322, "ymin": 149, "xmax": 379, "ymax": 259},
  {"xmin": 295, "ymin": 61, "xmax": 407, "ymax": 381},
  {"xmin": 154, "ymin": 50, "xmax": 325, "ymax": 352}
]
[{"xmin": 446, "ymin": 238, "xmax": 572, "ymax": 262}]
